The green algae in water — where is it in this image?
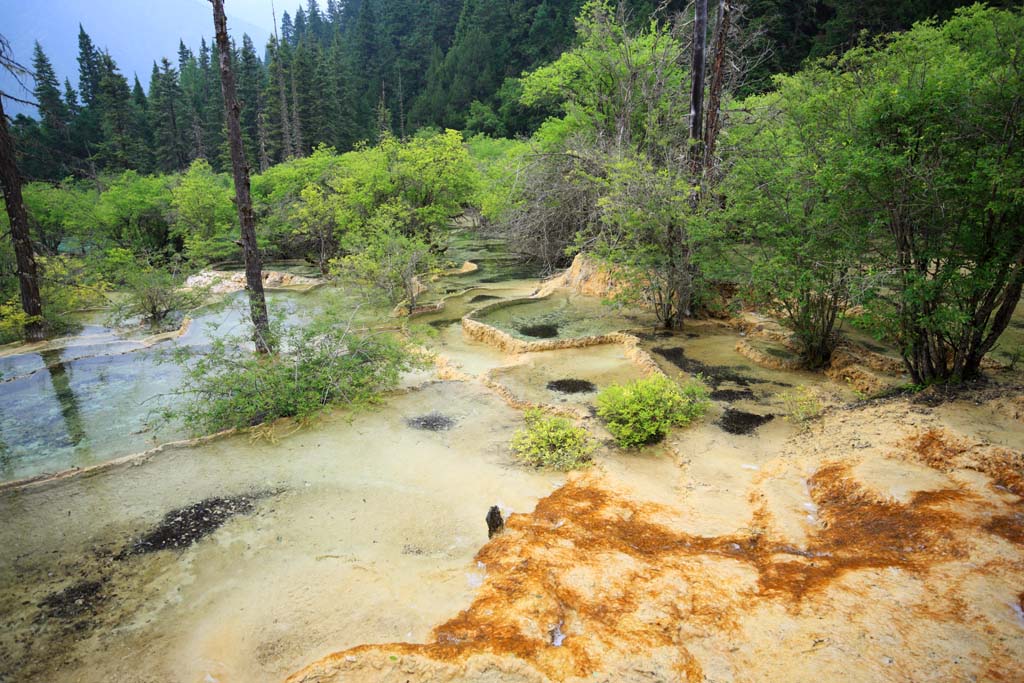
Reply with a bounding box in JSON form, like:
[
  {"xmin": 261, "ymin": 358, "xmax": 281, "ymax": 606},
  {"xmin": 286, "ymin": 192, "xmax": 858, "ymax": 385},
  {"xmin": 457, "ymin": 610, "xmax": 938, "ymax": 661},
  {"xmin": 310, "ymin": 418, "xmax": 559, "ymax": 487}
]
[{"xmin": 474, "ymin": 294, "xmax": 650, "ymax": 341}]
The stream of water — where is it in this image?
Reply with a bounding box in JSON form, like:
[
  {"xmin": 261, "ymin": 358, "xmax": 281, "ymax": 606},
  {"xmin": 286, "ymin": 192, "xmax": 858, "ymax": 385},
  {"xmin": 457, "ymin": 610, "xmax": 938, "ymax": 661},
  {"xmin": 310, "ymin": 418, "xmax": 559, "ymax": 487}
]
[{"xmin": 2, "ymin": 230, "xmax": 1019, "ymax": 682}]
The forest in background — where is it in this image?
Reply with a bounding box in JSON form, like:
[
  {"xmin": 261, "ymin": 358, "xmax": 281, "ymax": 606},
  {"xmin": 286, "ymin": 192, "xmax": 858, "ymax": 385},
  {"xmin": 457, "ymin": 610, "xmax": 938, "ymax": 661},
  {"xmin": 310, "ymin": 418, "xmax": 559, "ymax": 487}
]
[
  {"xmin": 8, "ymin": 0, "xmax": 1005, "ymax": 181},
  {"xmin": 1, "ymin": 0, "xmax": 1022, "ymax": 393}
]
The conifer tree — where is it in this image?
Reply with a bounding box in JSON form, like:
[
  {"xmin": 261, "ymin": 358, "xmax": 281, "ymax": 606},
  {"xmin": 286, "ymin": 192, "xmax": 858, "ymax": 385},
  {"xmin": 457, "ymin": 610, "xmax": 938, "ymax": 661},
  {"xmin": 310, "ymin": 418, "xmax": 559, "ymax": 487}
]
[
  {"xmin": 76, "ymin": 26, "xmax": 102, "ymax": 106},
  {"xmin": 149, "ymin": 58, "xmax": 189, "ymax": 171}
]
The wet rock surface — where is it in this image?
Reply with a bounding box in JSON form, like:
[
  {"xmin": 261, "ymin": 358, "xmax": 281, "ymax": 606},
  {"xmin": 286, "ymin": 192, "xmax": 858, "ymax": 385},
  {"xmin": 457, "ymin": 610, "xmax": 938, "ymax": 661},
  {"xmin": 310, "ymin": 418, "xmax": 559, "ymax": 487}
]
[
  {"xmin": 121, "ymin": 493, "xmax": 269, "ymax": 557},
  {"xmin": 546, "ymin": 379, "xmax": 598, "ymax": 394},
  {"xmin": 469, "ymin": 294, "xmax": 500, "ymax": 304},
  {"xmin": 405, "ymin": 412, "xmax": 456, "ymax": 431},
  {"xmin": 717, "ymin": 408, "xmax": 775, "ymax": 435},
  {"xmin": 518, "ymin": 323, "xmax": 560, "ymax": 339}
]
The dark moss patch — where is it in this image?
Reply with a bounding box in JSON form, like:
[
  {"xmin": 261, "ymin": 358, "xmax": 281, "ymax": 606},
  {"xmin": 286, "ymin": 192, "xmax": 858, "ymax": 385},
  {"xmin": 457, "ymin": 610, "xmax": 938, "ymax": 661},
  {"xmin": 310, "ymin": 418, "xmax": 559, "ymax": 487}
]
[
  {"xmin": 406, "ymin": 412, "xmax": 456, "ymax": 431},
  {"xmin": 763, "ymin": 345, "xmax": 797, "ymax": 359},
  {"xmin": 470, "ymin": 294, "xmax": 500, "ymax": 303},
  {"xmin": 519, "ymin": 323, "xmax": 560, "ymax": 339},
  {"xmin": 717, "ymin": 408, "xmax": 775, "ymax": 435},
  {"xmin": 547, "ymin": 378, "xmax": 597, "ymax": 394},
  {"xmin": 653, "ymin": 346, "xmax": 753, "ymax": 387},
  {"xmin": 710, "ymin": 388, "xmax": 756, "ymax": 402},
  {"xmin": 427, "ymin": 318, "xmax": 461, "ymax": 330},
  {"xmin": 120, "ymin": 492, "xmax": 270, "ymax": 557},
  {"xmin": 653, "ymin": 345, "xmax": 792, "ymax": 389},
  {"xmin": 38, "ymin": 579, "xmax": 106, "ymax": 622},
  {"xmin": 859, "ymin": 340, "xmax": 891, "ymax": 354}
]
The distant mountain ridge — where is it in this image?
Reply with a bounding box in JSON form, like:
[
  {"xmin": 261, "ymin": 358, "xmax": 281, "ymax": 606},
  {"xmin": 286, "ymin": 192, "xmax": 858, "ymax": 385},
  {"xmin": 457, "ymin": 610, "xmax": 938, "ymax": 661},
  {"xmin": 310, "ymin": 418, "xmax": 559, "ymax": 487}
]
[{"xmin": 1, "ymin": 0, "xmax": 271, "ymax": 116}]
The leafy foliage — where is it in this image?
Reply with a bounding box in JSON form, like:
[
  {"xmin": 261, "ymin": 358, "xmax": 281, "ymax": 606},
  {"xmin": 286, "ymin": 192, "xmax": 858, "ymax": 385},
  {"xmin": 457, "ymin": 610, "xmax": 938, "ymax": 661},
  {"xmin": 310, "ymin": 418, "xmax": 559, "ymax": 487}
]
[
  {"xmin": 168, "ymin": 316, "xmax": 418, "ymax": 434},
  {"xmin": 781, "ymin": 385, "xmax": 823, "ymax": 424},
  {"xmin": 596, "ymin": 375, "xmax": 710, "ymax": 448},
  {"xmin": 170, "ymin": 159, "xmax": 237, "ymax": 264},
  {"xmin": 510, "ymin": 408, "xmax": 597, "ymax": 470},
  {"xmin": 108, "ymin": 268, "xmax": 206, "ymax": 330},
  {"xmin": 338, "ymin": 205, "xmax": 438, "ymax": 310}
]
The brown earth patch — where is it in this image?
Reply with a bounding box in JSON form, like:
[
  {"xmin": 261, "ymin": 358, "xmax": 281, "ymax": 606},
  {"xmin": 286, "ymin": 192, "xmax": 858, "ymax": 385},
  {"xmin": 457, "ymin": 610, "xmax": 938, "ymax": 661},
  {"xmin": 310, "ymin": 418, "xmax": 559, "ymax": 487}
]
[
  {"xmin": 289, "ymin": 465, "xmax": 974, "ymax": 682},
  {"xmin": 904, "ymin": 428, "xmax": 1024, "ymax": 497}
]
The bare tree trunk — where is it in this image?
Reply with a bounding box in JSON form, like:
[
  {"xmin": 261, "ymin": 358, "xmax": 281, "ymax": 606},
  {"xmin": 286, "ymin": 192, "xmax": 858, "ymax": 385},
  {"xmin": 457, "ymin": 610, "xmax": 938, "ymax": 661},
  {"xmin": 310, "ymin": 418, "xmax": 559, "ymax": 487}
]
[
  {"xmin": 703, "ymin": 0, "xmax": 731, "ymax": 172},
  {"xmin": 256, "ymin": 108, "xmax": 271, "ymax": 172},
  {"xmin": 0, "ymin": 95, "xmax": 45, "ymax": 341},
  {"xmin": 688, "ymin": 0, "xmax": 708, "ymax": 178},
  {"xmin": 276, "ymin": 65, "xmax": 293, "ymax": 159},
  {"xmin": 210, "ymin": 0, "xmax": 272, "ymax": 354},
  {"xmin": 290, "ymin": 72, "xmax": 303, "ymax": 156}
]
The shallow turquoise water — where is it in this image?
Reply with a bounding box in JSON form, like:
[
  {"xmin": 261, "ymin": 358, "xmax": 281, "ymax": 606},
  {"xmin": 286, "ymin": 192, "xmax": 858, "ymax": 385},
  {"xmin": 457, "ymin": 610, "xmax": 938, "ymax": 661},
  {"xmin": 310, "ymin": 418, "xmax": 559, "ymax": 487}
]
[{"xmin": 0, "ymin": 231, "xmax": 533, "ymax": 482}]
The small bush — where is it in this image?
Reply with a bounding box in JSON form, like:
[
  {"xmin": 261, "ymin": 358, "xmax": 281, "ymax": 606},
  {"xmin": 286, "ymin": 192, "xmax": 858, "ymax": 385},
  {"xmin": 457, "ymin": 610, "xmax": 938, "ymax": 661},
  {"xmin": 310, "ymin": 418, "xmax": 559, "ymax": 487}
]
[
  {"xmin": 109, "ymin": 268, "xmax": 206, "ymax": 330},
  {"xmin": 781, "ymin": 385, "xmax": 823, "ymax": 424},
  {"xmin": 596, "ymin": 374, "xmax": 710, "ymax": 448},
  {"xmin": 166, "ymin": 316, "xmax": 418, "ymax": 434},
  {"xmin": 510, "ymin": 408, "xmax": 596, "ymax": 470}
]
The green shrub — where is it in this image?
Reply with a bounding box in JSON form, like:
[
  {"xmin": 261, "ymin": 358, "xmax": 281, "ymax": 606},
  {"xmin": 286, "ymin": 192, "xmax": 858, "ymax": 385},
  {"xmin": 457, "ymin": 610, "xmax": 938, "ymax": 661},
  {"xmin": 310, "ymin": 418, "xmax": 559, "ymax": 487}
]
[
  {"xmin": 166, "ymin": 315, "xmax": 418, "ymax": 434},
  {"xmin": 595, "ymin": 374, "xmax": 710, "ymax": 448},
  {"xmin": 109, "ymin": 268, "xmax": 206, "ymax": 330},
  {"xmin": 510, "ymin": 408, "xmax": 596, "ymax": 470},
  {"xmin": 781, "ymin": 385, "xmax": 823, "ymax": 424}
]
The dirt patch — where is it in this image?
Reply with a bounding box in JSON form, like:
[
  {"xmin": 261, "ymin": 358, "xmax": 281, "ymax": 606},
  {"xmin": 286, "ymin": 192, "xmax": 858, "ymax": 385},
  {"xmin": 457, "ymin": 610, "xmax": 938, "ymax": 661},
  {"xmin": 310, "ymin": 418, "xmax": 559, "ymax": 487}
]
[
  {"xmin": 546, "ymin": 379, "xmax": 597, "ymax": 394},
  {"xmin": 709, "ymin": 387, "xmax": 755, "ymax": 402},
  {"xmin": 120, "ymin": 493, "xmax": 268, "ymax": 557},
  {"xmin": 37, "ymin": 579, "xmax": 107, "ymax": 623},
  {"xmin": 470, "ymin": 294, "xmax": 501, "ymax": 304},
  {"xmin": 904, "ymin": 428, "xmax": 1024, "ymax": 496},
  {"xmin": 406, "ymin": 412, "xmax": 457, "ymax": 431},
  {"xmin": 518, "ymin": 323, "xmax": 560, "ymax": 339},
  {"xmin": 984, "ymin": 511, "xmax": 1024, "ymax": 545},
  {"xmin": 717, "ymin": 408, "xmax": 775, "ymax": 435},
  {"xmin": 289, "ymin": 467, "xmax": 975, "ymax": 682},
  {"xmin": 426, "ymin": 318, "xmax": 461, "ymax": 330},
  {"xmin": 652, "ymin": 345, "xmax": 790, "ymax": 389}
]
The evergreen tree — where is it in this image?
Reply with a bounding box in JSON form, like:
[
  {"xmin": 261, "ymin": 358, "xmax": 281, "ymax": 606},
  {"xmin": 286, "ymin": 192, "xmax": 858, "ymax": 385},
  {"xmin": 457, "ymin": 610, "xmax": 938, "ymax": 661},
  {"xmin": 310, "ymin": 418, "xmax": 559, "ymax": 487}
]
[
  {"xmin": 263, "ymin": 36, "xmax": 295, "ymax": 163},
  {"xmin": 237, "ymin": 34, "xmax": 268, "ymax": 169},
  {"xmin": 76, "ymin": 25, "xmax": 102, "ymax": 106},
  {"xmin": 63, "ymin": 78, "xmax": 79, "ymax": 115},
  {"xmin": 149, "ymin": 58, "xmax": 189, "ymax": 171},
  {"xmin": 94, "ymin": 53, "xmax": 145, "ymax": 170},
  {"xmin": 294, "ymin": 6, "xmax": 309, "ymax": 42},
  {"xmin": 177, "ymin": 40, "xmax": 194, "ymax": 73},
  {"xmin": 32, "ymin": 43, "xmax": 69, "ymax": 132},
  {"xmin": 281, "ymin": 10, "xmax": 296, "ymax": 46}
]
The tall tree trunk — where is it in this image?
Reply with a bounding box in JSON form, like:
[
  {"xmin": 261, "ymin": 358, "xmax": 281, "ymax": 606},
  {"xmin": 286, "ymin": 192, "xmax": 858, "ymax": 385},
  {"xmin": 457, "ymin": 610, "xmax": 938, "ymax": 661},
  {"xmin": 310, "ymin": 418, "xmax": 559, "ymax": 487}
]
[
  {"xmin": 210, "ymin": 0, "xmax": 272, "ymax": 354},
  {"xmin": 0, "ymin": 96, "xmax": 45, "ymax": 341},
  {"xmin": 688, "ymin": 0, "xmax": 708, "ymax": 178},
  {"xmin": 276, "ymin": 63, "xmax": 293, "ymax": 159},
  {"xmin": 290, "ymin": 72, "xmax": 303, "ymax": 156},
  {"xmin": 703, "ymin": 0, "xmax": 731, "ymax": 173},
  {"xmin": 256, "ymin": 108, "xmax": 271, "ymax": 172}
]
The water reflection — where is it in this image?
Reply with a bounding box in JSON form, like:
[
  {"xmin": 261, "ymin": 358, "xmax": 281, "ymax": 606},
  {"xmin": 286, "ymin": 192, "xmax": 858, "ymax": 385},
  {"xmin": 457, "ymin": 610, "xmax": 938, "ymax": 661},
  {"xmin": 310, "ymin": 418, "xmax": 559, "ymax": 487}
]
[{"xmin": 40, "ymin": 349, "xmax": 86, "ymax": 447}]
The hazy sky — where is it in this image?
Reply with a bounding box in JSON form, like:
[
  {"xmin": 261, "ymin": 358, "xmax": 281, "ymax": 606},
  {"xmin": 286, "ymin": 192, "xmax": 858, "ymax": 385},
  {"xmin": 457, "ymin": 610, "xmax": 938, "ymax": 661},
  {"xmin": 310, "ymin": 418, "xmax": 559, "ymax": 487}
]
[
  {"xmin": 1, "ymin": 0, "xmax": 281, "ymax": 116},
  {"xmin": 217, "ymin": 0, "xmax": 278, "ymax": 34}
]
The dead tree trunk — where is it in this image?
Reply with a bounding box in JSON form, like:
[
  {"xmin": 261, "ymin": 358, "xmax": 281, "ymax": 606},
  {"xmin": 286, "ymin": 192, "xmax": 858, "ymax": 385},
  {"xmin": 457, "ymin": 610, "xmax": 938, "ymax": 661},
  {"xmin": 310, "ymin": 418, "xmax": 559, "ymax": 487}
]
[
  {"xmin": 0, "ymin": 95, "xmax": 45, "ymax": 341},
  {"xmin": 688, "ymin": 0, "xmax": 708, "ymax": 178},
  {"xmin": 290, "ymin": 72, "xmax": 303, "ymax": 156},
  {"xmin": 210, "ymin": 0, "xmax": 272, "ymax": 354},
  {"xmin": 703, "ymin": 0, "xmax": 731, "ymax": 174},
  {"xmin": 275, "ymin": 60, "xmax": 293, "ymax": 159}
]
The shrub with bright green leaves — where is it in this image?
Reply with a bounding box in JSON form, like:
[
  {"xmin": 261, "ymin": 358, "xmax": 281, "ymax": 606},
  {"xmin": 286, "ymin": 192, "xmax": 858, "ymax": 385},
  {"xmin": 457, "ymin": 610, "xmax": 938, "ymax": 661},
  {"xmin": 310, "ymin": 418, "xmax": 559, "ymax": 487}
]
[
  {"xmin": 596, "ymin": 374, "xmax": 710, "ymax": 448},
  {"xmin": 166, "ymin": 317, "xmax": 419, "ymax": 434},
  {"xmin": 510, "ymin": 408, "xmax": 596, "ymax": 470}
]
